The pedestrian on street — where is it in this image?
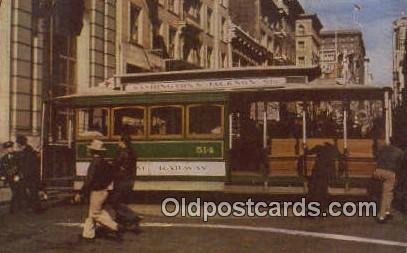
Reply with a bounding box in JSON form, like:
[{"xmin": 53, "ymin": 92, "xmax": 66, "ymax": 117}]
[
  {"xmin": 0, "ymin": 141, "xmax": 26, "ymax": 214},
  {"xmin": 374, "ymin": 139, "xmax": 404, "ymax": 223},
  {"xmin": 74, "ymin": 139, "xmax": 122, "ymax": 241},
  {"xmin": 15, "ymin": 134, "xmax": 44, "ymax": 214},
  {"xmin": 307, "ymin": 142, "xmax": 341, "ymax": 213},
  {"xmin": 110, "ymin": 134, "xmax": 141, "ymax": 232}
]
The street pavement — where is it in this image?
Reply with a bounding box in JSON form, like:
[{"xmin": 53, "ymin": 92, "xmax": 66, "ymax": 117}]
[{"xmin": 1, "ymin": 200, "xmax": 407, "ymax": 253}]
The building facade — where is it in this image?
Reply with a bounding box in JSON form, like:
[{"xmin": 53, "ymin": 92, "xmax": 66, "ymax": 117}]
[
  {"xmin": 319, "ymin": 29, "xmax": 367, "ymax": 85},
  {"xmin": 0, "ymin": 0, "xmax": 42, "ymax": 144},
  {"xmin": 0, "ymin": 0, "xmax": 323, "ymax": 179},
  {"xmin": 295, "ymin": 13, "xmax": 322, "ymax": 67},
  {"xmin": 393, "ymin": 16, "xmax": 407, "ymax": 104},
  {"xmin": 116, "ymin": 0, "xmax": 230, "ymax": 73},
  {"xmin": 229, "ymin": 0, "xmax": 305, "ymax": 66}
]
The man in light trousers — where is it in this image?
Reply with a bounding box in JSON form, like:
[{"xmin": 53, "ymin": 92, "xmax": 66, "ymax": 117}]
[
  {"xmin": 75, "ymin": 139, "xmax": 122, "ymax": 240},
  {"xmin": 375, "ymin": 140, "xmax": 404, "ymax": 223}
]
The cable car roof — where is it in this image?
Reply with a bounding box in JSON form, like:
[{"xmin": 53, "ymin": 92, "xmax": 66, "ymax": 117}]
[{"xmin": 54, "ymin": 66, "xmax": 391, "ymax": 105}]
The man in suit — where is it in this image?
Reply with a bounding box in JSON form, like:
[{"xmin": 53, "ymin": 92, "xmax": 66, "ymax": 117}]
[
  {"xmin": 0, "ymin": 141, "xmax": 25, "ymax": 214},
  {"xmin": 111, "ymin": 135, "xmax": 141, "ymax": 232},
  {"xmin": 15, "ymin": 135, "xmax": 44, "ymax": 213}
]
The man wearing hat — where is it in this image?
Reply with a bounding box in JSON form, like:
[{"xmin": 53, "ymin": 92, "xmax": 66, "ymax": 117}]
[
  {"xmin": 75, "ymin": 139, "xmax": 122, "ymax": 240},
  {"xmin": 15, "ymin": 134, "xmax": 43, "ymax": 213},
  {"xmin": 0, "ymin": 141, "xmax": 25, "ymax": 213}
]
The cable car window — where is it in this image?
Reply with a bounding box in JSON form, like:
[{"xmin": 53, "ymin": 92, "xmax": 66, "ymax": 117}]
[
  {"xmin": 348, "ymin": 100, "xmax": 384, "ymax": 139},
  {"xmin": 150, "ymin": 106, "xmax": 183, "ymax": 137},
  {"xmin": 188, "ymin": 105, "xmax": 223, "ymax": 136},
  {"xmin": 266, "ymin": 102, "xmax": 303, "ymax": 139},
  {"xmin": 307, "ymin": 101, "xmax": 344, "ymax": 138},
  {"xmin": 77, "ymin": 108, "xmax": 109, "ymax": 138},
  {"xmin": 113, "ymin": 107, "xmax": 145, "ymax": 138}
]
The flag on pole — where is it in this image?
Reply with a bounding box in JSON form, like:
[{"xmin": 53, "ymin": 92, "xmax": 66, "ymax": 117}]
[{"xmin": 353, "ymin": 4, "xmax": 361, "ymax": 11}]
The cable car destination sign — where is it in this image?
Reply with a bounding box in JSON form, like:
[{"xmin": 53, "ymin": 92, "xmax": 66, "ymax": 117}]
[{"xmin": 125, "ymin": 77, "xmax": 287, "ymax": 93}]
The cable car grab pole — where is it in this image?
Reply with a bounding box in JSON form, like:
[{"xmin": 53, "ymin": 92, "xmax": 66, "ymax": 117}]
[{"xmin": 385, "ymin": 91, "xmax": 390, "ymax": 144}]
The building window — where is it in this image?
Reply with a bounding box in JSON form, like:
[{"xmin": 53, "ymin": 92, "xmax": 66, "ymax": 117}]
[
  {"xmin": 298, "ymin": 41, "xmax": 305, "ymax": 49},
  {"xmin": 298, "ymin": 24, "xmax": 305, "ymax": 35},
  {"xmin": 126, "ymin": 63, "xmax": 145, "ymax": 73},
  {"xmin": 130, "ymin": 4, "xmax": 141, "ymax": 44},
  {"xmin": 186, "ymin": 0, "xmax": 201, "ymax": 20},
  {"xmin": 113, "ymin": 107, "xmax": 145, "ymax": 138},
  {"xmin": 207, "ymin": 47, "xmax": 213, "ymax": 68},
  {"xmin": 261, "ymin": 30, "xmax": 267, "ymax": 46},
  {"xmin": 52, "ymin": 35, "xmax": 76, "ymax": 142},
  {"xmin": 187, "ymin": 105, "xmax": 223, "ymax": 137},
  {"xmin": 153, "ymin": 21, "xmax": 165, "ymax": 57},
  {"xmin": 169, "ymin": 26, "xmax": 177, "ymax": 58},
  {"xmin": 221, "ymin": 17, "xmax": 226, "ymax": 41},
  {"xmin": 200, "ymin": 45, "xmax": 205, "ymax": 67},
  {"xmin": 150, "ymin": 106, "xmax": 183, "ymax": 137},
  {"xmin": 168, "ymin": 0, "xmax": 179, "ymax": 14},
  {"xmin": 184, "ymin": 41, "xmax": 201, "ymax": 65},
  {"xmin": 298, "ymin": 56, "xmax": 305, "ymax": 65},
  {"xmin": 221, "ymin": 53, "xmax": 227, "ymax": 68},
  {"xmin": 53, "ymin": 35, "xmax": 77, "ymax": 96},
  {"xmin": 77, "ymin": 108, "xmax": 109, "ymax": 138},
  {"xmin": 207, "ymin": 8, "xmax": 213, "ymax": 34},
  {"xmin": 274, "ymin": 42, "xmax": 282, "ymax": 56},
  {"xmin": 267, "ymin": 36, "xmax": 273, "ymax": 50}
]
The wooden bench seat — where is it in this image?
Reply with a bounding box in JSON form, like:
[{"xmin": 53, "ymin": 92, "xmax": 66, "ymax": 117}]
[{"xmin": 268, "ymin": 138, "xmax": 384, "ymax": 179}]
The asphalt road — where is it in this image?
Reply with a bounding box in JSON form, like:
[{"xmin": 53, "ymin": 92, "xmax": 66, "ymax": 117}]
[{"xmin": 1, "ymin": 202, "xmax": 407, "ymax": 253}]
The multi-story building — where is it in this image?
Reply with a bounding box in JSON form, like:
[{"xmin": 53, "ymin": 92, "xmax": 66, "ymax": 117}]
[
  {"xmin": 295, "ymin": 13, "xmax": 322, "ymax": 67},
  {"xmin": 116, "ymin": 0, "xmax": 230, "ymax": 73},
  {"xmin": 229, "ymin": 0, "xmax": 305, "ymax": 66},
  {"xmin": 319, "ymin": 29, "xmax": 367, "ymax": 85},
  {"xmin": 0, "ymin": 0, "xmax": 321, "ymax": 179},
  {"xmin": 273, "ymin": 0, "xmax": 305, "ymax": 65},
  {"xmin": 393, "ymin": 16, "xmax": 407, "ymax": 104},
  {"xmin": 0, "ymin": 0, "xmax": 116, "ymax": 178},
  {"xmin": 228, "ymin": 0, "xmax": 278, "ymax": 66}
]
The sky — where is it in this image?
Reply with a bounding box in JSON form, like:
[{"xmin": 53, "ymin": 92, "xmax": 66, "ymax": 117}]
[{"xmin": 298, "ymin": 0, "xmax": 407, "ymax": 85}]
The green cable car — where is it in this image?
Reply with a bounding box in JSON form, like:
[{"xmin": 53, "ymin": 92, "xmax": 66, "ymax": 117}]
[{"xmin": 53, "ymin": 66, "xmax": 391, "ymax": 193}]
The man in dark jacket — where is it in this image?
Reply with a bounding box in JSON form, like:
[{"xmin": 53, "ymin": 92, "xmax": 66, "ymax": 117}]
[
  {"xmin": 0, "ymin": 141, "xmax": 25, "ymax": 213},
  {"xmin": 111, "ymin": 135, "xmax": 141, "ymax": 231},
  {"xmin": 307, "ymin": 142, "xmax": 341, "ymax": 212},
  {"xmin": 15, "ymin": 135, "xmax": 43, "ymax": 213},
  {"xmin": 74, "ymin": 139, "xmax": 122, "ymax": 240}
]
